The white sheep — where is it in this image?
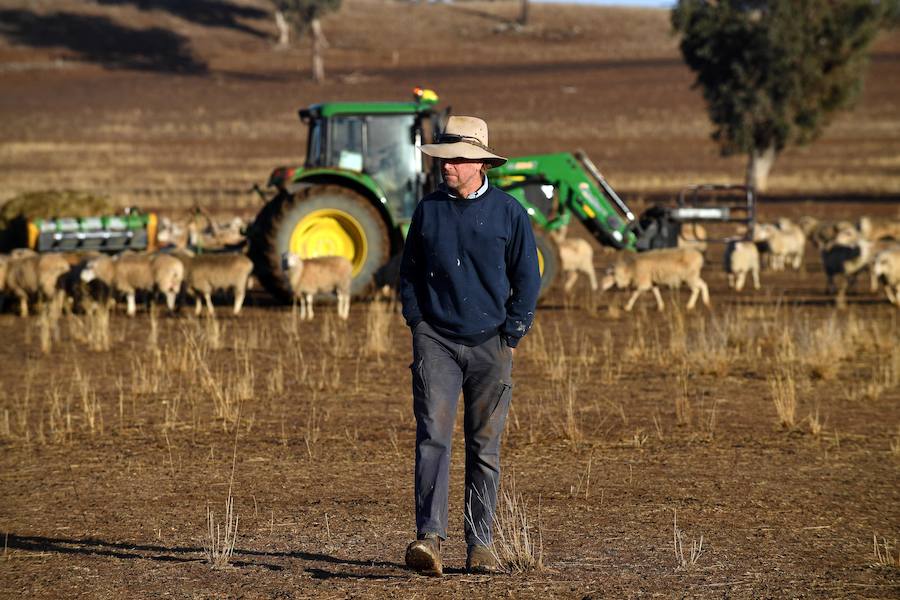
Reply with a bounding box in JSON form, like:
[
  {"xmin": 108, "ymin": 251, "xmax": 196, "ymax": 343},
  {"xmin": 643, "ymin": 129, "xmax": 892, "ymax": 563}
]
[
  {"xmin": 872, "ymin": 246, "xmax": 900, "ymax": 305},
  {"xmin": 4, "ymin": 252, "xmax": 71, "ymax": 316},
  {"xmin": 600, "ymin": 247, "xmax": 710, "ymax": 311},
  {"xmin": 724, "ymin": 238, "xmax": 761, "ymax": 291},
  {"xmin": 81, "ymin": 252, "xmax": 184, "ymax": 316},
  {"xmin": 549, "ymin": 230, "xmax": 598, "ymax": 293},
  {"xmin": 753, "ymin": 220, "xmax": 806, "ymax": 271},
  {"xmin": 176, "ymin": 251, "xmax": 254, "ymax": 316},
  {"xmin": 282, "ymin": 252, "xmax": 352, "ymax": 320},
  {"xmin": 152, "ymin": 254, "xmax": 185, "ymax": 312},
  {"xmin": 859, "ymin": 216, "xmax": 900, "ymax": 242}
]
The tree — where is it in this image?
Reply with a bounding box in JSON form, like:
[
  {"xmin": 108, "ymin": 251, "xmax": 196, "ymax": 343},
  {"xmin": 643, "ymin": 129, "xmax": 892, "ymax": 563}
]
[
  {"xmin": 272, "ymin": 0, "xmax": 341, "ymax": 83},
  {"xmin": 672, "ymin": 0, "xmax": 896, "ymax": 191},
  {"xmin": 518, "ymin": 0, "xmax": 529, "ymax": 26}
]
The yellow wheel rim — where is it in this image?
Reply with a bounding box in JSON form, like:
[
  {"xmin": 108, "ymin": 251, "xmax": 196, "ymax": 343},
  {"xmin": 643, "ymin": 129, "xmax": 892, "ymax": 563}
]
[{"xmin": 289, "ymin": 209, "xmax": 367, "ymax": 276}]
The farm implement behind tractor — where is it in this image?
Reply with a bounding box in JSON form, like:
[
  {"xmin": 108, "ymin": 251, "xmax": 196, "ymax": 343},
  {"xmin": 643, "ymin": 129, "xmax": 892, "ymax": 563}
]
[
  {"xmin": 25, "ymin": 210, "xmax": 159, "ymax": 253},
  {"xmin": 245, "ymin": 88, "xmax": 757, "ymax": 299}
]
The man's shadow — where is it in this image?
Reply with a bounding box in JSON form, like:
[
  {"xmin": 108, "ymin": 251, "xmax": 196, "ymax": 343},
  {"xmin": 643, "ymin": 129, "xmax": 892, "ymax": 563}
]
[{"xmin": 3, "ymin": 533, "xmax": 410, "ymax": 579}]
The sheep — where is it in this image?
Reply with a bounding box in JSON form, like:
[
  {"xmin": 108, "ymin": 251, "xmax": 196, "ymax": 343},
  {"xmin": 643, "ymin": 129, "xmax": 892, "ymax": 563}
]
[
  {"xmin": 152, "ymin": 254, "xmax": 186, "ymax": 313},
  {"xmin": 4, "ymin": 252, "xmax": 71, "ymax": 316},
  {"xmin": 156, "ymin": 216, "xmax": 188, "ymax": 248},
  {"xmin": 80, "ymin": 252, "xmax": 184, "ymax": 316},
  {"xmin": 0, "ymin": 254, "xmax": 10, "ymax": 312},
  {"xmin": 371, "ymin": 253, "xmax": 402, "ymax": 306},
  {"xmin": 600, "ymin": 247, "xmax": 709, "ymax": 311},
  {"xmin": 186, "ymin": 212, "xmax": 247, "ymax": 250},
  {"xmin": 175, "ymin": 250, "xmax": 254, "ymax": 316},
  {"xmin": 753, "ymin": 221, "xmax": 805, "ymax": 271},
  {"xmin": 724, "ymin": 238, "xmax": 761, "ymax": 291},
  {"xmin": 807, "ymin": 219, "xmax": 858, "ymax": 250},
  {"xmin": 820, "ymin": 228, "xmax": 875, "ymax": 308},
  {"xmin": 677, "ymin": 223, "xmax": 708, "ymax": 254},
  {"xmin": 282, "ymin": 252, "xmax": 352, "ymax": 320},
  {"xmin": 797, "ymin": 215, "xmax": 820, "ymax": 238},
  {"xmin": 56, "ymin": 251, "xmax": 105, "ymax": 314},
  {"xmin": 859, "ymin": 216, "xmax": 900, "ymax": 242},
  {"xmin": 873, "ymin": 247, "xmax": 900, "ymax": 306},
  {"xmin": 549, "ymin": 230, "xmax": 598, "ymax": 293}
]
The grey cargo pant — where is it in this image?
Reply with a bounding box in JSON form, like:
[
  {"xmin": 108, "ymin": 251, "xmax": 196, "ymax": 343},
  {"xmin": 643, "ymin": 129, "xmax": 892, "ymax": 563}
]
[{"xmin": 410, "ymin": 321, "xmax": 513, "ymax": 546}]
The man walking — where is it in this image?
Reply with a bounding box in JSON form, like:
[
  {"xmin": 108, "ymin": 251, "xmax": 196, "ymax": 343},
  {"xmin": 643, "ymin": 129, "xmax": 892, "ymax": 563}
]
[{"xmin": 399, "ymin": 116, "xmax": 541, "ymax": 576}]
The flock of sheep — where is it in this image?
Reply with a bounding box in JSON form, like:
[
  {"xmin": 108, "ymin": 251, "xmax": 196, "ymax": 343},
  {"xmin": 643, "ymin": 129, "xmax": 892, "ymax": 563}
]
[
  {"xmin": 552, "ymin": 214, "xmax": 900, "ymax": 311},
  {"xmin": 0, "ymin": 246, "xmax": 352, "ymax": 321},
  {"xmin": 0, "ymin": 212, "xmax": 898, "ymax": 320}
]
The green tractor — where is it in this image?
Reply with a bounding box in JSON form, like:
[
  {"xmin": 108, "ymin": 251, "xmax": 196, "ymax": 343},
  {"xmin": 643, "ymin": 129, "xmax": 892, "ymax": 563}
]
[
  {"xmin": 248, "ymin": 89, "xmax": 754, "ymax": 300},
  {"xmin": 248, "ymin": 88, "xmax": 444, "ymax": 300}
]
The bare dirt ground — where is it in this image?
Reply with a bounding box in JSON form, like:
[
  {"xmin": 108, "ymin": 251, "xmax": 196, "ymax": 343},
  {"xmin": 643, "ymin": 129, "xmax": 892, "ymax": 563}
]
[
  {"xmin": 0, "ymin": 236, "xmax": 898, "ymax": 599},
  {"xmin": 0, "ymin": 1, "xmax": 899, "ymax": 598}
]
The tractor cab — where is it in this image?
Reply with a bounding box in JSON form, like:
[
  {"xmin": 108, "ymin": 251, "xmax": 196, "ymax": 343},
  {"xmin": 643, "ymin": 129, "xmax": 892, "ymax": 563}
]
[{"xmin": 295, "ymin": 89, "xmax": 444, "ymax": 223}]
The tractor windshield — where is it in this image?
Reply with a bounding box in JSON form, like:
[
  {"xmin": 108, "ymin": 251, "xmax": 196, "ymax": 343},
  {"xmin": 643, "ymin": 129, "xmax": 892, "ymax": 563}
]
[{"xmin": 365, "ymin": 114, "xmax": 418, "ymax": 220}]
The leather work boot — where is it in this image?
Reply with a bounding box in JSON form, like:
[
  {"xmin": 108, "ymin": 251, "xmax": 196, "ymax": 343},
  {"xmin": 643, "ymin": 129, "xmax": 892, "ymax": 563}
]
[
  {"xmin": 405, "ymin": 533, "xmax": 443, "ymax": 576},
  {"xmin": 466, "ymin": 544, "xmax": 500, "ymax": 574}
]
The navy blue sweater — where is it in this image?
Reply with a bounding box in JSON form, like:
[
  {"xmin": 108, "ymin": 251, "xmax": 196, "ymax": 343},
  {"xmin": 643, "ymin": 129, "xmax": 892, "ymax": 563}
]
[{"xmin": 399, "ymin": 184, "xmax": 541, "ymax": 348}]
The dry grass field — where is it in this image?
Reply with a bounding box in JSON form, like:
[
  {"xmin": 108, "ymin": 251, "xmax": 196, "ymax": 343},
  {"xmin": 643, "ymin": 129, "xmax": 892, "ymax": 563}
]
[{"xmin": 1, "ymin": 1, "xmax": 899, "ymax": 598}]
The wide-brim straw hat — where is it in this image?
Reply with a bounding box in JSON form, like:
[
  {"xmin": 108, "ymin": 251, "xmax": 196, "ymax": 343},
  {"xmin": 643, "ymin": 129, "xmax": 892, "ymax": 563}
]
[{"xmin": 418, "ymin": 116, "xmax": 507, "ymax": 168}]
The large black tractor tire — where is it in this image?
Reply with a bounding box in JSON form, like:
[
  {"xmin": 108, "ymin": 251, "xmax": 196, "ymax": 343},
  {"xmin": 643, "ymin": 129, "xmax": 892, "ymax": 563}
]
[
  {"xmin": 533, "ymin": 230, "xmax": 560, "ymax": 298},
  {"xmin": 247, "ymin": 185, "xmax": 391, "ymax": 302}
]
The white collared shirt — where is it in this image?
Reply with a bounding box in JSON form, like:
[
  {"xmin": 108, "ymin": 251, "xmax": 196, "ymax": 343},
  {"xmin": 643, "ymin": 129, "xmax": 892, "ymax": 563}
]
[{"xmin": 446, "ymin": 176, "xmax": 488, "ymax": 200}]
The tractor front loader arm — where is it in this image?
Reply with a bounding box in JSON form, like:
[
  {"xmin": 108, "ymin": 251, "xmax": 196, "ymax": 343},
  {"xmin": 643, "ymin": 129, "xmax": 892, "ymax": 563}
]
[{"xmin": 489, "ymin": 152, "xmax": 638, "ymax": 250}]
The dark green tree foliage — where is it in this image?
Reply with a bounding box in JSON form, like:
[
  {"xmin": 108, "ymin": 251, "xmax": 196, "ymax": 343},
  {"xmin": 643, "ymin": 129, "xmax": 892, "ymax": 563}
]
[{"xmin": 672, "ymin": 0, "xmax": 894, "ymax": 190}]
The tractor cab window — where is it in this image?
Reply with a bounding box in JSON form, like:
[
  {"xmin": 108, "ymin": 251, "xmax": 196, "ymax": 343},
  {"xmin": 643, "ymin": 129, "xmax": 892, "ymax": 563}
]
[
  {"xmin": 329, "ymin": 117, "xmax": 365, "ymax": 171},
  {"xmin": 365, "ymin": 115, "xmax": 419, "ymax": 220}
]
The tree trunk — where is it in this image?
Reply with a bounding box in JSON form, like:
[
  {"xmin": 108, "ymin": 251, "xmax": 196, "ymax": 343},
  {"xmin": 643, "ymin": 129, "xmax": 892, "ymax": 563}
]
[
  {"xmin": 518, "ymin": 0, "xmax": 529, "ymax": 26},
  {"xmin": 275, "ymin": 10, "xmax": 290, "ymax": 47},
  {"xmin": 311, "ymin": 18, "xmax": 327, "ymax": 84},
  {"xmin": 746, "ymin": 144, "xmax": 776, "ymax": 192}
]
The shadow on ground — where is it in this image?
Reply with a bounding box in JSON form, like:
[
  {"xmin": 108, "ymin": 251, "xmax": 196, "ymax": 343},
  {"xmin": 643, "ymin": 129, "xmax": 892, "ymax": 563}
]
[
  {"xmin": 3, "ymin": 533, "xmax": 411, "ymax": 578},
  {"xmin": 0, "ymin": 10, "xmax": 207, "ymax": 74},
  {"xmin": 94, "ymin": 0, "xmax": 270, "ymax": 39}
]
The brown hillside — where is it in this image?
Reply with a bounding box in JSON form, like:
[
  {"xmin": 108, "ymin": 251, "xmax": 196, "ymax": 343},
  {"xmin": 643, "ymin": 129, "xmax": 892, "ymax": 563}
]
[{"xmin": 0, "ymin": 0, "xmax": 899, "ymax": 213}]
